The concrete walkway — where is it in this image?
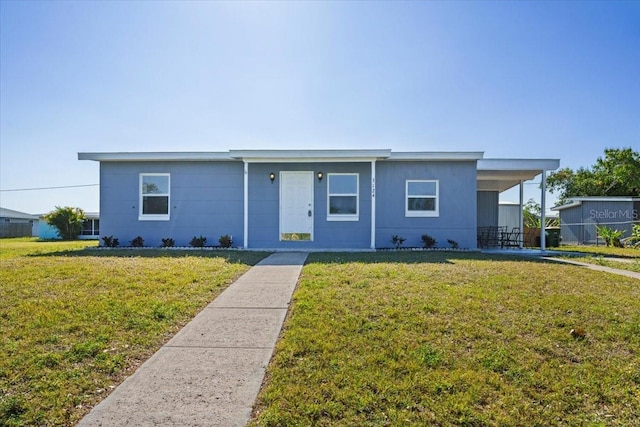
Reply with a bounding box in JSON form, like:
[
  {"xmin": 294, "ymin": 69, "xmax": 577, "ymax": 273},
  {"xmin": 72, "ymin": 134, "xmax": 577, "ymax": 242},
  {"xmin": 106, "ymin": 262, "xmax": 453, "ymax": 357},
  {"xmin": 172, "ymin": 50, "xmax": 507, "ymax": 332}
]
[
  {"xmin": 543, "ymin": 256, "xmax": 640, "ymax": 280},
  {"xmin": 77, "ymin": 252, "xmax": 308, "ymax": 427},
  {"xmin": 482, "ymin": 249, "xmax": 640, "ymax": 280}
]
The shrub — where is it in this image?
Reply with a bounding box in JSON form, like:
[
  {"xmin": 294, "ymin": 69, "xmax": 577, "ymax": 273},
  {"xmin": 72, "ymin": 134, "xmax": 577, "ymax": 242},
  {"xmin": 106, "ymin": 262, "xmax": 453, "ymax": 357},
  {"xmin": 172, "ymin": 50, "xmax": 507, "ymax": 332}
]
[
  {"xmin": 190, "ymin": 235, "xmax": 207, "ymax": 247},
  {"xmin": 625, "ymin": 224, "xmax": 640, "ymax": 247},
  {"xmin": 130, "ymin": 236, "xmax": 144, "ymax": 247},
  {"xmin": 219, "ymin": 234, "xmax": 233, "ymax": 248},
  {"xmin": 44, "ymin": 206, "xmax": 86, "ymax": 240},
  {"xmin": 391, "ymin": 235, "xmax": 406, "ymax": 249},
  {"xmin": 101, "ymin": 236, "xmax": 119, "ymax": 248},
  {"xmin": 161, "ymin": 237, "xmax": 175, "ymax": 248},
  {"xmin": 596, "ymin": 225, "xmax": 625, "ymax": 247},
  {"xmin": 421, "ymin": 234, "xmax": 437, "ymax": 249},
  {"xmin": 447, "ymin": 239, "xmax": 459, "ymax": 249}
]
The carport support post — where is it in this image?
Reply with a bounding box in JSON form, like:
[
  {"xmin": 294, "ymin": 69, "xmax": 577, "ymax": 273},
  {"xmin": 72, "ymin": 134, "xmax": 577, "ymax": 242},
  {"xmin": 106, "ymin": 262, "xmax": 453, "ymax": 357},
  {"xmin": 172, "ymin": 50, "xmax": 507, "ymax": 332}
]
[
  {"xmin": 370, "ymin": 160, "xmax": 376, "ymax": 249},
  {"xmin": 243, "ymin": 161, "xmax": 248, "ymax": 249},
  {"xmin": 540, "ymin": 170, "xmax": 546, "ymax": 251},
  {"xmin": 519, "ymin": 180, "xmax": 524, "ymax": 248}
]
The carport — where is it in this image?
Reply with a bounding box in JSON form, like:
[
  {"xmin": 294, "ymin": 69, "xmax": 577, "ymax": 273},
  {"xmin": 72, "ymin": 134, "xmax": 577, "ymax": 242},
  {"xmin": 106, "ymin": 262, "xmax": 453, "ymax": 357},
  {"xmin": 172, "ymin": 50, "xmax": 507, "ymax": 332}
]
[{"xmin": 477, "ymin": 159, "xmax": 560, "ymax": 250}]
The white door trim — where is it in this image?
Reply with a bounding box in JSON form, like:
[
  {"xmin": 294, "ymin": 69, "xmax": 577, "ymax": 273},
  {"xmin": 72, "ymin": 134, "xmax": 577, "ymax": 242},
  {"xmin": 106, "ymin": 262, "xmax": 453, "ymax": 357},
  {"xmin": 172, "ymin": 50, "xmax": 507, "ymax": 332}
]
[{"xmin": 279, "ymin": 171, "xmax": 314, "ymax": 241}]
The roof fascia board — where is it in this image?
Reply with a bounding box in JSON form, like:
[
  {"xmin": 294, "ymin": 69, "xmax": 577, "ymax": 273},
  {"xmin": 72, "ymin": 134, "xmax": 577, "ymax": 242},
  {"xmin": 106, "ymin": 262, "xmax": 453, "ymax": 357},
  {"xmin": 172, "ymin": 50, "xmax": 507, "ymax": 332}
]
[
  {"xmin": 78, "ymin": 152, "xmax": 233, "ymax": 162},
  {"xmin": 229, "ymin": 149, "xmax": 392, "ymax": 160},
  {"xmin": 478, "ymin": 158, "xmax": 560, "ymax": 171},
  {"xmin": 552, "ymin": 197, "xmax": 640, "ymax": 211},
  {"xmin": 562, "ymin": 196, "xmax": 640, "ymax": 202},
  {"xmin": 240, "ymin": 156, "xmax": 385, "ymax": 163},
  {"xmin": 551, "ymin": 201, "xmax": 583, "ymax": 211},
  {"xmin": 388, "ymin": 152, "xmax": 484, "ymax": 161}
]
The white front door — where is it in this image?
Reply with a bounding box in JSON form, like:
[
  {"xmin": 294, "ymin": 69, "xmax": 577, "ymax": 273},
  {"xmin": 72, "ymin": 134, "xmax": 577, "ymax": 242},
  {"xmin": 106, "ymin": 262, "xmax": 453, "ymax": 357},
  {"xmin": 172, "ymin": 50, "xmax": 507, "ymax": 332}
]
[{"xmin": 280, "ymin": 171, "xmax": 314, "ymax": 241}]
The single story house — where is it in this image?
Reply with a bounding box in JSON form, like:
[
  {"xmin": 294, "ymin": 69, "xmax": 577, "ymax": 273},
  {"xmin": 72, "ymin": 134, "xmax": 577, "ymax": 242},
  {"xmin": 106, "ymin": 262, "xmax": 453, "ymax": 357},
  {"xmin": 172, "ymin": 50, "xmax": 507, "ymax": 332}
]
[
  {"xmin": 38, "ymin": 212, "xmax": 100, "ymax": 240},
  {"xmin": 79, "ymin": 150, "xmax": 559, "ymax": 250},
  {"xmin": 552, "ymin": 197, "xmax": 639, "ymax": 245},
  {"xmin": 0, "ymin": 207, "xmax": 38, "ymax": 238}
]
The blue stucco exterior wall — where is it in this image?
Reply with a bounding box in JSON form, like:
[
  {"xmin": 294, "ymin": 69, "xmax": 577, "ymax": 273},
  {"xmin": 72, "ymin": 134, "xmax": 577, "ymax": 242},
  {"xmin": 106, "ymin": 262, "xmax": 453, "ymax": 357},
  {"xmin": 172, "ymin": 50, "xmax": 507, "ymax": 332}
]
[
  {"xmin": 97, "ymin": 159, "xmax": 480, "ymax": 249},
  {"xmin": 375, "ymin": 161, "xmax": 478, "ymax": 249},
  {"xmin": 99, "ymin": 161, "xmax": 244, "ymax": 247},
  {"xmin": 247, "ymin": 162, "xmax": 372, "ymax": 249}
]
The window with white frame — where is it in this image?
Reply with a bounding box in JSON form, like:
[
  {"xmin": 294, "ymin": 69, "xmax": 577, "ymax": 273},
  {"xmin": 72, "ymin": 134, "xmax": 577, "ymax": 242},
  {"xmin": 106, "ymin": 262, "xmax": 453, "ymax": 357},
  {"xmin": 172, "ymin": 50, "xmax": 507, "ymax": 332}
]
[
  {"xmin": 327, "ymin": 173, "xmax": 359, "ymax": 221},
  {"xmin": 139, "ymin": 173, "xmax": 170, "ymax": 220},
  {"xmin": 81, "ymin": 219, "xmax": 100, "ymax": 236},
  {"xmin": 406, "ymin": 180, "xmax": 439, "ymax": 217}
]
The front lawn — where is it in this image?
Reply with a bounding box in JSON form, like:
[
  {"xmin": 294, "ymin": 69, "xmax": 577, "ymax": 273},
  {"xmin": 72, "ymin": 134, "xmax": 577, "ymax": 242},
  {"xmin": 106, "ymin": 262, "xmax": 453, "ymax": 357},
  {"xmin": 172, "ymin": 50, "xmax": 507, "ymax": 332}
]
[
  {"xmin": 250, "ymin": 252, "xmax": 640, "ymax": 426},
  {"xmin": 0, "ymin": 238, "xmax": 268, "ymax": 426}
]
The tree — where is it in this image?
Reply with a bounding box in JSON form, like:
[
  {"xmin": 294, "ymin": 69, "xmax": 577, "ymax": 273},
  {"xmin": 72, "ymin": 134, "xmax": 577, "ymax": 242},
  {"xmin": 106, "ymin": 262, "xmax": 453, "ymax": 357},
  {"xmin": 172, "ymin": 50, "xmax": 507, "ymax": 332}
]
[
  {"xmin": 523, "ymin": 199, "xmax": 541, "ymax": 228},
  {"xmin": 523, "ymin": 199, "xmax": 559, "ymax": 228},
  {"xmin": 44, "ymin": 206, "xmax": 86, "ymax": 240},
  {"xmin": 547, "ymin": 148, "xmax": 640, "ymax": 204}
]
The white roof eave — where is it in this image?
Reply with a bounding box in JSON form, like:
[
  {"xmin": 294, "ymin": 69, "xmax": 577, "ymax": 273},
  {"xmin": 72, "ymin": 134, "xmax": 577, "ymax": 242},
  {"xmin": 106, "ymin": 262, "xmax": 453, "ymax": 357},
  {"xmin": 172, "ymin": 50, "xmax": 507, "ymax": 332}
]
[
  {"xmin": 78, "ymin": 150, "xmax": 486, "ymax": 163},
  {"xmin": 552, "ymin": 196, "xmax": 640, "ymax": 211},
  {"xmin": 78, "ymin": 152, "xmax": 234, "ymax": 162},
  {"xmin": 388, "ymin": 151, "xmax": 484, "ymax": 161},
  {"xmin": 551, "ymin": 200, "xmax": 583, "ymax": 211},
  {"xmin": 478, "ymin": 158, "xmax": 560, "ymax": 171},
  {"xmin": 229, "ymin": 149, "xmax": 392, "ymax": 161}
]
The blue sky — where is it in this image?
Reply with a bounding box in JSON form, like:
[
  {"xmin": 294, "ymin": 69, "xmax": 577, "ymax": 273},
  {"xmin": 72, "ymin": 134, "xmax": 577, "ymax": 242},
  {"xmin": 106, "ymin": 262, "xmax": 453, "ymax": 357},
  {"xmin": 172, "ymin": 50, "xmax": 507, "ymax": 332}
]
[{"xmin": 1, "ymin": 1, "xmax": 638, "ymax": 215}]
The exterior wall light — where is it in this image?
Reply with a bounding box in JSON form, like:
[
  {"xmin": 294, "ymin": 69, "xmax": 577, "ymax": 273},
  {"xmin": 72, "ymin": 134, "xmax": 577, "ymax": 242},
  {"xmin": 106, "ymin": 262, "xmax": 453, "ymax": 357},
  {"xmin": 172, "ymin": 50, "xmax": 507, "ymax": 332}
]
[
  {"xmin": 317, "ymin": 171, "xmax": 323, "ymax": 182},
  {"xmin": 269, "ymin": 172, "xmax": 276, "ymax": 183}
]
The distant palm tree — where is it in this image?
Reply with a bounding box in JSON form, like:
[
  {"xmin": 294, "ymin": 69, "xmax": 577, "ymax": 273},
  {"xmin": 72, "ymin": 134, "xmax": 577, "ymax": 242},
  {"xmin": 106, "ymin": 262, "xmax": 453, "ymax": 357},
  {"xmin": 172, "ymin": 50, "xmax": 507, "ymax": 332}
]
[{"xmin": 523, "ymin": 199, "xmax": 559, "ymax": 228}]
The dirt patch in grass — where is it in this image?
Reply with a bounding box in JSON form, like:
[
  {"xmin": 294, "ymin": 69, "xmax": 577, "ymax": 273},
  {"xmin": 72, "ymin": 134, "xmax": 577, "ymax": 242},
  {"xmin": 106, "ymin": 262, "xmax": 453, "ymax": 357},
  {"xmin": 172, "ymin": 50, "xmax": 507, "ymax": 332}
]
[
  {"xmin": 250, "ymin": 251, "xmax": 640, "ymax": 426},
  {"xmin": 0, "ymin": 238, "xmax": 268, "ymax": 426}
]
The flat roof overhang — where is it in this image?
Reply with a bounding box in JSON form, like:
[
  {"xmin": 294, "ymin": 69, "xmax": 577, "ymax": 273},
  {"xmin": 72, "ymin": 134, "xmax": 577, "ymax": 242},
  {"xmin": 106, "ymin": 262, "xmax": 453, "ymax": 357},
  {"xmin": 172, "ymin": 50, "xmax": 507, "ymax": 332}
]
[
  {"xmin": 78, "ymin": 152, "xmax": 233, "ymax": 162},
  {"xmin": 78, "ymin": 149, "xmax": 485, "ymax": 163},
  {"xmin": 477, "ymin": 159, "xmax": 560, "ymax": 192},
  {"xmin": 229, "ymin": 149, "xmax": 392, "ymax": 163}
]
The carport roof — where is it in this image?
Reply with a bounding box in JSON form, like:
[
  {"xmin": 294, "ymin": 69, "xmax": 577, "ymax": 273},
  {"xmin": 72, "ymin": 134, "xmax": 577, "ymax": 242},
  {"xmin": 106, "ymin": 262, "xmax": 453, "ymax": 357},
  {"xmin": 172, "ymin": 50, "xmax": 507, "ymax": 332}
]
[{"xmin": 477, "ymin": 158, "xmax": 560, "ymax": 192}]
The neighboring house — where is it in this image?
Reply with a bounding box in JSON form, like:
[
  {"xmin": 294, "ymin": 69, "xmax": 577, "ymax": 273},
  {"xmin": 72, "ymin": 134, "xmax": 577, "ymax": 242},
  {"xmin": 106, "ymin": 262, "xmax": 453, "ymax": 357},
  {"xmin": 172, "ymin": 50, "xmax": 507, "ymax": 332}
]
[
  {"xmin": 552, "ymin": 197, "xmax": 640, "ymax": 245},
  {"xmin": 79, "ymin": 150, "xmax": 559, "ymax": 250},
  {"xmin": 0, "ymin": 207, "xmax": 38, "ymax": 238},
  {"xmin": 38, "ymin": 212, "xmax": 100, "ymax": 240},
  {"xmin": 499, "ymin": 202, "xmax": 559, "ymax": 232},
  {"xmin": 499, "ymin": 202, "xmax": 520, "ymax": 232},
  {"xmin": 79, "ymin": 212, "xmax": 100, "ymax": 239}
]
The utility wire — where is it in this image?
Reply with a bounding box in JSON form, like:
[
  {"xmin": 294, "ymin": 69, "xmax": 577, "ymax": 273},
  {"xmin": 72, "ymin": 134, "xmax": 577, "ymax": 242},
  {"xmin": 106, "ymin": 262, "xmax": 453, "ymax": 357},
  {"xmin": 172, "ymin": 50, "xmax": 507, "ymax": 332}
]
[{"xmin": 0, "ymin": 184, "xmax": 99, "ymax": 192}]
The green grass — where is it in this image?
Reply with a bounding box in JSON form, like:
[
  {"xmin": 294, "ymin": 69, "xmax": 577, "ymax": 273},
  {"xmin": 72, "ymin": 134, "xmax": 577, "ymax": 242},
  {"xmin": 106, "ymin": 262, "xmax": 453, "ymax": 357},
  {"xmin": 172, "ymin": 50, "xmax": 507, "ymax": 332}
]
[
  {"xmin": 0, "ymin": 238, "xmax": 268, "ymax": 426},
  {"xmin": 250, "ymin": 252, "xmax": 640, "ymax": 426},
  {"xmin": 0, "ymin": 237, "xmax": 99, "ymax": 258},
  {"xmin": 550, "ymin": 244, "xmax": 640, "ymax": 259}
]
